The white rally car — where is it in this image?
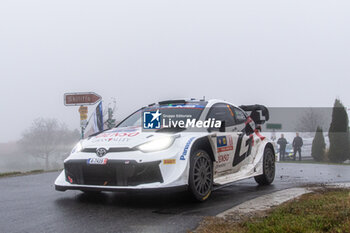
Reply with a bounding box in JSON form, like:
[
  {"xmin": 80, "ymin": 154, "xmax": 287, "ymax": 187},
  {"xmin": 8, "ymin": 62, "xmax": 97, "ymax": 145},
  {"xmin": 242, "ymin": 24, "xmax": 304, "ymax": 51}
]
[{"xmin": 55, "ymin": 99, "xmax": 275, "ymax": 201}]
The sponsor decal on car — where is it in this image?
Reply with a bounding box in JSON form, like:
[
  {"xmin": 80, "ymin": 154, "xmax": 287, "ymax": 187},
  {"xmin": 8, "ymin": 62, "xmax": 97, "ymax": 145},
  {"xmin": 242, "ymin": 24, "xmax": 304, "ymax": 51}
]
[
  {"xmin": 163, "ymin": 159, "xmax": 176, "ymax": 165},
  {"xmin": 95, "ymin": 132, "xmax": 140, "ymax": 138},
  {"xmin": 180, "ymin": 137, "xmax": 196, "ymax": 160},
  {"xmin": 217, "ymin": 136, "xmax": 233, "ymax": 152},
  {"xmin": 91, "ymin": 131, "xmax": 140, "ymax": 143},
  {"xmin": 218, "ymin": 154, "xmax": 229, "ymax": 163},
  {"xmin": 91, "ymin": 137, "xmax": 130, "ymax": 143}
]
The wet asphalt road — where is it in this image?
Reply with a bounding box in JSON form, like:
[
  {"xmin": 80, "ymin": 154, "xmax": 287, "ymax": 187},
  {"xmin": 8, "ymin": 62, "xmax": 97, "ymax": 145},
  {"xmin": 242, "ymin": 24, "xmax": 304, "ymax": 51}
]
[{"xmin": 1, "ymin": 163, "xmax": 350, "ymax": 233}]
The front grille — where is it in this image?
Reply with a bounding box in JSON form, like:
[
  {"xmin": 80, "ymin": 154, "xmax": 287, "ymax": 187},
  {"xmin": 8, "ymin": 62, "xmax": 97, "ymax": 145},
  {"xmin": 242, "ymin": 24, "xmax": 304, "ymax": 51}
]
[
  {"xmin": 81, "ymin": 147, "xmax": 136, "ymax": 153},
  {"xmin": 64, "ymin": 160, "xmax": 163, "ymax": 186}
]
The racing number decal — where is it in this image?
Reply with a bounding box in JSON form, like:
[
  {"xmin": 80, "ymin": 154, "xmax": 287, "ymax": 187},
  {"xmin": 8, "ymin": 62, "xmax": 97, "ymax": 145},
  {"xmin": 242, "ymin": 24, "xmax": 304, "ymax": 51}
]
[{"xmin": 232, "ymin": 134, "xmax": 253, "ymax": 167}]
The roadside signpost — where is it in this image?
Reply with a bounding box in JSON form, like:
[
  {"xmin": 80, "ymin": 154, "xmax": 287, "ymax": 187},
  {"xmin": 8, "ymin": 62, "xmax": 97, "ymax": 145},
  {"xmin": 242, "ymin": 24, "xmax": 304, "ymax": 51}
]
[
  {"xmin": 64, "ymin": 92, "xmax": 101, "ymax": 106},
  {"xmin": 64, "ymin": 92, "xmax": 102, "ymax": 139}
]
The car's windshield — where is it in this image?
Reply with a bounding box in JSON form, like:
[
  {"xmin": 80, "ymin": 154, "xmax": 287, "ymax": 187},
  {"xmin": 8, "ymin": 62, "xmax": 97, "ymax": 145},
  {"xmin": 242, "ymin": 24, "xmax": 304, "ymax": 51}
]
[{"xmin": 117, "ymin": 103, "xmax": 206, "ymax": 129}]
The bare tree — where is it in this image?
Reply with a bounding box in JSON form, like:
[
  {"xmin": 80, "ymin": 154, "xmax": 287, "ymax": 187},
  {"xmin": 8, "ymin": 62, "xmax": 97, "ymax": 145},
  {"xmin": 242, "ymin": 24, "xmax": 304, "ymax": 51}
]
[
  {"xmin": 295, "ymin": 108, "xmax": 325, "ymax": 134},
  {"xmin": 19, "ymin": 118, "xmax": 79, "ymax": 170}
]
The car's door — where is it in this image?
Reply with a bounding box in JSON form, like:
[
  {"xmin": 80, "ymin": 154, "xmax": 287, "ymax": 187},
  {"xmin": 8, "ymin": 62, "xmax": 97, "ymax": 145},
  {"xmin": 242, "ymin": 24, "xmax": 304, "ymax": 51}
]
[
  {"xmin": 230, "ymin": 106, "xmax": 254, "ymax": 172},
  {"xmin": 207, "ymin": 104, "xmax": 253, "ymax": 176}
]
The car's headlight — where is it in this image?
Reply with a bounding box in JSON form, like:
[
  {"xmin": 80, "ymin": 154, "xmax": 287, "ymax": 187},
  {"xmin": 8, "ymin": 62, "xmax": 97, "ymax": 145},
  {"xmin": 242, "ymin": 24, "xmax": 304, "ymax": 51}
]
[
  {"xmin": 71, "ymin": 141, "xmax": 83, "ymax": 154},
  {"xmin": 137, "ymin": 135, "xmax": 178, "ymax": 153}
]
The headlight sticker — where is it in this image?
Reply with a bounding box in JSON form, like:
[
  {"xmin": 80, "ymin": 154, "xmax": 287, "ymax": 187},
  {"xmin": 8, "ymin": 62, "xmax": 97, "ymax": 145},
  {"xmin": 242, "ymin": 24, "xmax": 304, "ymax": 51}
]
[
  {"xmin": 137, "ymin": 136, "xmax": 175, "ymax": 152},
  {"xmin": 180, "ymin": 137, "xmax": 195, "ymax": 160}
]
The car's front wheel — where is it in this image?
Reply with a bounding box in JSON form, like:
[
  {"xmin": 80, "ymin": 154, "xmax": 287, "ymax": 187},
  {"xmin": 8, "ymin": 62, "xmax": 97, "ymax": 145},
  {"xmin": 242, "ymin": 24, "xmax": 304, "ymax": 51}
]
[
  {"xmin": 254, "ymin": 147, "xmax": 275, "ymax": 185},
  {"xmin": 188, "ymin": 150, "xmax": 213, "ymax": 202}
]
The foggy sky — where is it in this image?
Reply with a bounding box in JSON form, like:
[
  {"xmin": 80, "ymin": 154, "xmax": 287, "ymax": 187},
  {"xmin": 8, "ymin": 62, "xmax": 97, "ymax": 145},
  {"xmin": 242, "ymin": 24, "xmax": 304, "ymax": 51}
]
[{"xmin": 1, "ymin": 0, "xmax": 349, "ymax": 142}]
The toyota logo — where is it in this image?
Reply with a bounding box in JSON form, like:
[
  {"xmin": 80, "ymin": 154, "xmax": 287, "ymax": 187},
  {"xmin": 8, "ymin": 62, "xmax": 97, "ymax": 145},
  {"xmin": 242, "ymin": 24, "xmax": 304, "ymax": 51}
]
[{"xmin": 96, "ymin": 148, "xmax": 108, "ymax": 157}]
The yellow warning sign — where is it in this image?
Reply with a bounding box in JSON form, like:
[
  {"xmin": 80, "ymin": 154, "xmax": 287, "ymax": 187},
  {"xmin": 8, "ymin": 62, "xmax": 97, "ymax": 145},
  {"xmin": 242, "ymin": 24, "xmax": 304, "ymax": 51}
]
[{"xmin": 79, "ymin": 106, "xmax": 88, "ymax": 121}]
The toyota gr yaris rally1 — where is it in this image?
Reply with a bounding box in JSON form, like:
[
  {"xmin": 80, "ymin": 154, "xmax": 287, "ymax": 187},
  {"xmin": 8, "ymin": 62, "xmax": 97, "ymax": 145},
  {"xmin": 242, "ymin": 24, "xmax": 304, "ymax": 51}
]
[{"xmin": 55, "ymin": 99, "xmax": 275, "ymax": 201}]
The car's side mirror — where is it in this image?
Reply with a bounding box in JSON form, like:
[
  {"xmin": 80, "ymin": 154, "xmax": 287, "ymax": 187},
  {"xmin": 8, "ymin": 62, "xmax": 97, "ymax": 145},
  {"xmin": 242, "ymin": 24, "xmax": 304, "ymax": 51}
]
[{"xmin": 219, "ymin": 121, "xmax": 226, "ymax": 132}]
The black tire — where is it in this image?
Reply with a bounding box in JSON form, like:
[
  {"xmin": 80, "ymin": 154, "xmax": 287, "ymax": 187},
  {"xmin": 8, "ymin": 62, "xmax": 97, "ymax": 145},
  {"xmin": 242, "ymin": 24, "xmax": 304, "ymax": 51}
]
[
  {"xmin": 188, "ymin": 150, "xmax": 213, "ymax": 202},
  {"xmin": 254, "ymin": 147, "xmax": 275, "ymax": 185}
]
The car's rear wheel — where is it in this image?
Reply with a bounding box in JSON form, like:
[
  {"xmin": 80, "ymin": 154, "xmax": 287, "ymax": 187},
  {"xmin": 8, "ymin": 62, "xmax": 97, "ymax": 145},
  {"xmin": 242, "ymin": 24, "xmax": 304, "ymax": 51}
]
[
  {"xmin": 188, "ymin": 150, "xmax": 213, "ymax": 202},
  {"xmin": 254, "ymin": 147, "xmax": 275, "ymax": 185}
]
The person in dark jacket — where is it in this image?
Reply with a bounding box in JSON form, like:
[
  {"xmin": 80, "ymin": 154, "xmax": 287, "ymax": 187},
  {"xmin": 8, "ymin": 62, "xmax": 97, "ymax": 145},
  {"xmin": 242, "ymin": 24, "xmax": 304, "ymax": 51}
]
[
  {"xmin": 277, "ymin": 134, "xmax": 288, "ymax": 161},
  {"xmin": 293, "ymin": 133, "xmax": 303, "ymax": 161}
]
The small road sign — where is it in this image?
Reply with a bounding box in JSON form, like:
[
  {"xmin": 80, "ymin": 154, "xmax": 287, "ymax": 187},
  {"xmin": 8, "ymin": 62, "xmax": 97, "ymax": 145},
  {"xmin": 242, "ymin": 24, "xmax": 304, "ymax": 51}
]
[
  {"xmin": 64, "ymin": 92, "xmax": 101, "ymax": 106},
  {"xmin": 266, "ymin": 123, "xmax": 282, "ymax": 130}
]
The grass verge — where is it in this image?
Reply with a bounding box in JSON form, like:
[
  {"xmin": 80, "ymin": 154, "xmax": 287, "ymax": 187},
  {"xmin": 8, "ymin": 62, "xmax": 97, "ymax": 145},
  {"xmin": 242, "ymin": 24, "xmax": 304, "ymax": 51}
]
[
  {"xmin": 0, "ymin": 171, "xmax": 22, "ymax": 177},
  {"xmin": 0, "ymin": 169, "xmax": 61, "ymax": 178},
  {"xmin": 195, "ymin": 188, "xmax": 350, "ymax": 233}
]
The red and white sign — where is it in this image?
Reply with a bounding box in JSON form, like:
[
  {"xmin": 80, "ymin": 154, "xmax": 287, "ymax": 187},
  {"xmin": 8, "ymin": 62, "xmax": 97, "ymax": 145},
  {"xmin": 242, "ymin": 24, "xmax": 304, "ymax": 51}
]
[{"xmin": 64, "ymin": 92, "xmax": 101, "ymax": 106}]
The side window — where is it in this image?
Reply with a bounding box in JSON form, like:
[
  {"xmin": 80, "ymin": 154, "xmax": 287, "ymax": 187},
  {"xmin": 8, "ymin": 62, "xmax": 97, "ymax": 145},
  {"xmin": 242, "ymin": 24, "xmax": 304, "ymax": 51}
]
[
  {"xmin": 233, "ymin": 107, "xmax": 246, "ymax": 124},
  {"xmin": 206, "ymin": 103, "xmax": 235, "ymax": 127}
]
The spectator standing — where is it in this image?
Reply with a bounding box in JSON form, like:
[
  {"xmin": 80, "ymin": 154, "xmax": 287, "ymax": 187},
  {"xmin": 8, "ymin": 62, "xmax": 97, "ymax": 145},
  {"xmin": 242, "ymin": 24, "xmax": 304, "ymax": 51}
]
[
  {"xmin": 277, "ymin": 134, "xmax": 288, "ymax": 161},
  {"xmin": 293, "ymin": 133, "xmax": 303, "ymax": 161}
]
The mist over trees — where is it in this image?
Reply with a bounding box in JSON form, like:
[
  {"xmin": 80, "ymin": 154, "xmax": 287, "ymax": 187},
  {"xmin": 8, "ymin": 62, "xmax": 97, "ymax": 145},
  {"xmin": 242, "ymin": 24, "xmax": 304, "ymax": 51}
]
[
  {"xmin": 19, "ymin": 118, "xmax": 79, "ymax": 170},
  {"xmin": 328, "ymin": 99, "xmax": 350, "ymax": 163},
  {"xmin": 296, "ymin": 108, "xmax": 325, "ymax": 133}
]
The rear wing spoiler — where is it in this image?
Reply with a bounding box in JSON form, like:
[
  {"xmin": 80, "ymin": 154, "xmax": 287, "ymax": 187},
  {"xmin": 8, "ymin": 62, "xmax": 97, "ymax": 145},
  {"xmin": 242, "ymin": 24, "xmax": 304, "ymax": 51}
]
[{"xmin": 239, "ymin": 104, "xmax": 269, "ymax": 125}]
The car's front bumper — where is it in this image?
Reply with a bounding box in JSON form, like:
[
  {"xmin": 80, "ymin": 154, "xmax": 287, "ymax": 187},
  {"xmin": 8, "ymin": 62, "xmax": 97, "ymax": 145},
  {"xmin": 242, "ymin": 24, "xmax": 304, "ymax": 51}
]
[
  {"xmin": 55, "ymin": 179, "xmax": 187, "ymax": 193},
  {"xmin": 54, "ymin": 157, "xmax": 189, "ymax": 192}
]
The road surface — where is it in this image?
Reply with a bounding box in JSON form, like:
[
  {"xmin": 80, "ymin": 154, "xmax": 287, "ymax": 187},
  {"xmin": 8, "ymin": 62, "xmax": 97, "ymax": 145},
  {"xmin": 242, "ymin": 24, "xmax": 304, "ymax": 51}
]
[{"xmin": 1, "ymin": 163, "xmax": 350, "ymax": 233}]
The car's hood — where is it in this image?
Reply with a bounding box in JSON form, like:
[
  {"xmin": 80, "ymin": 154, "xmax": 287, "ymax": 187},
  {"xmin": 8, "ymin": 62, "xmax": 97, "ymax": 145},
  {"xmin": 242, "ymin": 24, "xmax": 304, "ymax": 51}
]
[{"xmin": 82, "ymin": 126, "xmax": 177, "ymax": 149}]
